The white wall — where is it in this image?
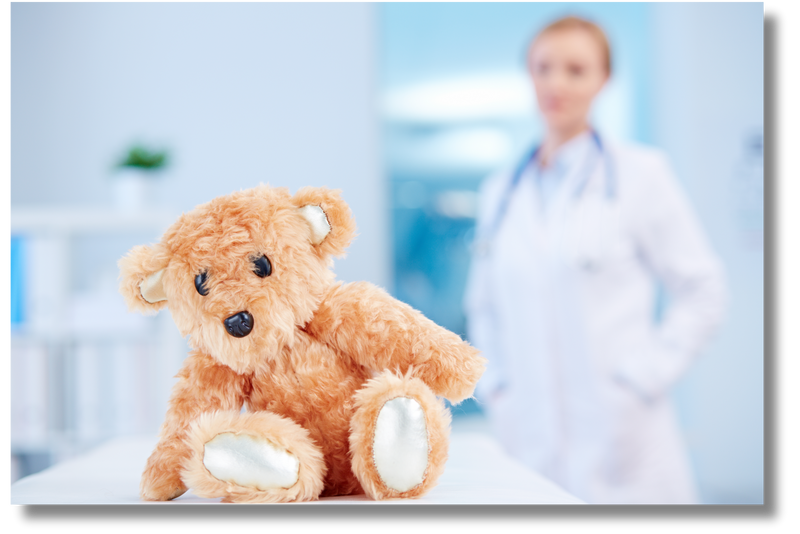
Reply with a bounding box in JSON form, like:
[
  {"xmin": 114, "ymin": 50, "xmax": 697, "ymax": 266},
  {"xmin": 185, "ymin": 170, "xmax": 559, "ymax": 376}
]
[
  {"xmin": 11, "ymin": 2, "xmax": 388, "ymax": 288},
  {"xmin": 10, "ymin": 3, "xmax": 388, "ymax": 478},
  {"xmin": 651, "ymin": 2, "xmax": 764, "ymax": 504}
]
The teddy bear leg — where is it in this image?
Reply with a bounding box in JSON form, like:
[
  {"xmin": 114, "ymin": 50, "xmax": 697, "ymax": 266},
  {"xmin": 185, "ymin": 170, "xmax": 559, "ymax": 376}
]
[
  {"xmin": 349, "ymin": 370, "xmax": 452, "ymax": 500},
  {"xmin": 181, "ymin": 410, "xmax": 327, "ymax": 503}
]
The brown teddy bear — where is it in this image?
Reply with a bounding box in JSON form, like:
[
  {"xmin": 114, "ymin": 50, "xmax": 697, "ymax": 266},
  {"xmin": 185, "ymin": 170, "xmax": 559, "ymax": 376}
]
[{"xmin": 118, "ymin": 185, "xmax": 485, "ymax": 503}]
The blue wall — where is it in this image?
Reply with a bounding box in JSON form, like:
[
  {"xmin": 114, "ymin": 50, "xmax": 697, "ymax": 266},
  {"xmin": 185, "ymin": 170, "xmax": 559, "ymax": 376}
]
[{"xmin": 379, "ymin": 2, "xmax": 763, "ymax": 504}]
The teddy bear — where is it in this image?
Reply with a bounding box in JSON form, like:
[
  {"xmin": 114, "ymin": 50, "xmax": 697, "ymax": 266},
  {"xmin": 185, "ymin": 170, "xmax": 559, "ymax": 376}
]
[{"xmin": 118, "ymin": 185, "xmax": 486, "ymax": 503}]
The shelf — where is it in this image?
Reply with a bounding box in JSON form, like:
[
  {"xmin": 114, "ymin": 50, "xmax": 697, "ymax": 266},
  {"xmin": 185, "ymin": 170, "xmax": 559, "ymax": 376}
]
[{"xmin": 11, "ymin": 206, "xmax": 178, "ymax": 236}]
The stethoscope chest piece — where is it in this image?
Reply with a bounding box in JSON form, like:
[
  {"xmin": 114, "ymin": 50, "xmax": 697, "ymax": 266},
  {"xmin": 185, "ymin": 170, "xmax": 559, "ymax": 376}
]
[{"xmin": 564, "ymin": 193, "xmax": 620, "ymax": 272}]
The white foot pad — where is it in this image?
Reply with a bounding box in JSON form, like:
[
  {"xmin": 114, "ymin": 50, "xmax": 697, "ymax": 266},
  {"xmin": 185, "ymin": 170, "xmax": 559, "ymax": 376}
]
[
  {"xmin": 203, "ymin": 432, "xmax": 299, "ymax": 491},
  {"xmin": 372, "ymin": 397, "xmax": 429, "ymax": 492}
]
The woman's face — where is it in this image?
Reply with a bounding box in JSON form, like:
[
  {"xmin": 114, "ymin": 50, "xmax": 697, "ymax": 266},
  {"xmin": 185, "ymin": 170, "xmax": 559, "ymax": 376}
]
[{"xmin": 528, "ymin": 28, "xmax": 608, "ymax": 133}]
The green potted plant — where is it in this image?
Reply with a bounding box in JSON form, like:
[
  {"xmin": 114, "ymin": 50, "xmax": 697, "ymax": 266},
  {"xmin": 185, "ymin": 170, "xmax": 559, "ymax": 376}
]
[{"xmin": 113, "ymin": 144, "xmax": 170, "ymax": 211}]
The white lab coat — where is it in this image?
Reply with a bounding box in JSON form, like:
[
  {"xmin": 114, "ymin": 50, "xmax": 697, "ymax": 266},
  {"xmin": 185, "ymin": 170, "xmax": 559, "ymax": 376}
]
[{"xmin": 464, "ymin": 135, "xmax": 726, "ymax": 504}]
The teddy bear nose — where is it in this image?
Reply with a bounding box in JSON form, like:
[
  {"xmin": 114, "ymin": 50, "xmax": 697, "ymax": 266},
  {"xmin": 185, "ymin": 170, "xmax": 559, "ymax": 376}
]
[{"xmin": 223, "ymin": 311, "xmax": 254, "ymax": 338}]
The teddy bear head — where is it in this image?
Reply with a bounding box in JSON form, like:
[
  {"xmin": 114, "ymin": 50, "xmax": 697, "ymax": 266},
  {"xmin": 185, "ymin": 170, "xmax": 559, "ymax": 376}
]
[{"xmin": 119, "ymin": 185, "xmax": 356, "ymax": 374}]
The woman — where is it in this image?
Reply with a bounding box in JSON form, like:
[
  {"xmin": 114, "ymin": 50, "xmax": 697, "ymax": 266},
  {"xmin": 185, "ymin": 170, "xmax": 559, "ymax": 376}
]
[{"xmin": 464, "ymin": 16, "xmax": 726, "ymax": 504}]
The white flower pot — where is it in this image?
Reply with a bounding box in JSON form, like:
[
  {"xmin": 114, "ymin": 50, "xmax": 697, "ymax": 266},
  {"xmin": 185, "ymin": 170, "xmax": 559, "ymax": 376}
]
[{"xmin": 113, "ymin": 169, "xmax": 156, "ymax": 212}]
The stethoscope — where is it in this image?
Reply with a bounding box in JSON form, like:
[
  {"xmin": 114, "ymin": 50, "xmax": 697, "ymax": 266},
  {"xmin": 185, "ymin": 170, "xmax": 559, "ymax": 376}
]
[{"xmin": 473, "ymin": 129, "xmax": 618, "ymax": 271}]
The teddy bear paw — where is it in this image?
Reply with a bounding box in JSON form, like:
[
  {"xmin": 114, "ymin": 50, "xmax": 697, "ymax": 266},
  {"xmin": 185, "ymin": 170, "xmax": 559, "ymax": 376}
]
[
  {"xmin": 350, "ymin": 370, "xmax": 450, "ymax": 500},
  {"xmin": 372, "ymin": 397, "xmax": 430, "ymax": 493},
  {"xmin": 202, "ymin": 432, "xmax": 300, "ymax": 491}
]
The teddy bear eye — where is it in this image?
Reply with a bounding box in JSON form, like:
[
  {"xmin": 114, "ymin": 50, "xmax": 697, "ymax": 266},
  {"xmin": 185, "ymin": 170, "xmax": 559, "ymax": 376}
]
[
  {"xmin": 252, "ymin": 255, "xmax": 272, "ymax": 278},
  {"xmin": 195, "ymin": 271, "xmax": 210, "ymax": 296}
]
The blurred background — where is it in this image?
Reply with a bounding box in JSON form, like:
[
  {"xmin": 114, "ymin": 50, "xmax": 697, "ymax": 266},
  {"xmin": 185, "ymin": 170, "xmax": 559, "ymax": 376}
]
[{"xmin": 10, "ymin": 2, "xmax": 763, "ymax": 504}]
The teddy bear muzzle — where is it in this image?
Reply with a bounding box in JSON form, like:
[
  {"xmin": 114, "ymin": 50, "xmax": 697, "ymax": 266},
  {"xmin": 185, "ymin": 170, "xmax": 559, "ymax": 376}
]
[{"xmin": 224, "ymin": 311, "xmax": 254, "ymax": 338}]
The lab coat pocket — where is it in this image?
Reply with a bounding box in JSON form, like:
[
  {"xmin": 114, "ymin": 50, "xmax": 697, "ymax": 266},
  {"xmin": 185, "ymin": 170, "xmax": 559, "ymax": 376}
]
[
  {"xmin": 611, "ymin": 368, "xmax": 653, "ymax": 406},
  {"xmin": 612, "ymin": 340, "xmax": 687, "ymax": 405}
]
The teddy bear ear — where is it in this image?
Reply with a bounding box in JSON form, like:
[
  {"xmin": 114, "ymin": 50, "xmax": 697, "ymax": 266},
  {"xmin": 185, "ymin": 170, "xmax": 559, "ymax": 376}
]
[
  {"xmin": 292, "ymin": 187, "xmax": 357, "ymax": 258},
  {"xmin": 118, "ymin": 243, "xmax": 171, "ymax": 314}
]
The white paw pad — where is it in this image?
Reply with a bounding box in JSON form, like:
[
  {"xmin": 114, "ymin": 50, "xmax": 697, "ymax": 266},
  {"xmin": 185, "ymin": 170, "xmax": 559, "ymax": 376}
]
[
  {"xmin": 203, "ymin": 432, "xmax": 299, "ymax": 491},
  {"xmin": 372, "ymin": 397, "xmax": 429, "ymax": 492}
]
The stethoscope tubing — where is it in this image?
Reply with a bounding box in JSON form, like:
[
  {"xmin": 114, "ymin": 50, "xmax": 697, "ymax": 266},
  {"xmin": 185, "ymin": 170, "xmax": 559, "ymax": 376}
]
[{"xmin": 477, "ymin": 129, "xmax": 616, "ymax": 256}]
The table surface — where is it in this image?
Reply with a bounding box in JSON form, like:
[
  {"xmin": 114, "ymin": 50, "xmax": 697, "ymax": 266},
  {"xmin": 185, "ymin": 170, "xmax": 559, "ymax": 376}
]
[{"xmin": 11, "ymin": 431, "xmax": 583, "ymax": 505}]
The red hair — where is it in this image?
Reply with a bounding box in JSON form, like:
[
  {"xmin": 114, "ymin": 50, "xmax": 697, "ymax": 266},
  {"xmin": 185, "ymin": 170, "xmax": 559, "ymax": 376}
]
[{"xmin": 529, "ymin": 16, "xmax": 612, "ymax": 75}]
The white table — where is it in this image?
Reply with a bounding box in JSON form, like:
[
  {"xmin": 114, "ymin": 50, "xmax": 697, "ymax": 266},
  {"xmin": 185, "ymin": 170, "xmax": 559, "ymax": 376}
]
[{"xmin": 11, "ymin": 432, "xmax": 583, "ymax": 505}]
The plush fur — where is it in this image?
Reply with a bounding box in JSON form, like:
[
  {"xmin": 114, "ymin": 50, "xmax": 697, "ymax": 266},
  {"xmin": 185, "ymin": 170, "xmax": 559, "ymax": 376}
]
[
  {"xmin": 349, "ymin": 370, "xmax": 451, "ymax": 500},
  {"xmin": 119, "ymin": 185, "xmax": 485, "ymax": 502},
  {"xmin": 183, "ymin": 410, "xmax": 327, "ymax": 503}
]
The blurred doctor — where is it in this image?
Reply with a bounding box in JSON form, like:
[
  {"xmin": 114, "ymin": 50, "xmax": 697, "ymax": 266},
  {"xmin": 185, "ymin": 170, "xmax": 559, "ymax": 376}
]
[{"xmin": 464, "ymin": 16, "xmax": 726, "ymax": 504}]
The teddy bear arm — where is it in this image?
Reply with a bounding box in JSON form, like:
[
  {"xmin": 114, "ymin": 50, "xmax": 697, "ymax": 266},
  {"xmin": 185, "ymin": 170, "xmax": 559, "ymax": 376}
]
[
  {"xmin": 407, "ymin": 337, "xmax": 486, "ymax": 404},
  {"xmin": 141, "ymin": 352, "xmax": 249, "ymax": 501},
  {"xmin": 308, "ymin": 281, "xmax": 486, "ymax": 403}
]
